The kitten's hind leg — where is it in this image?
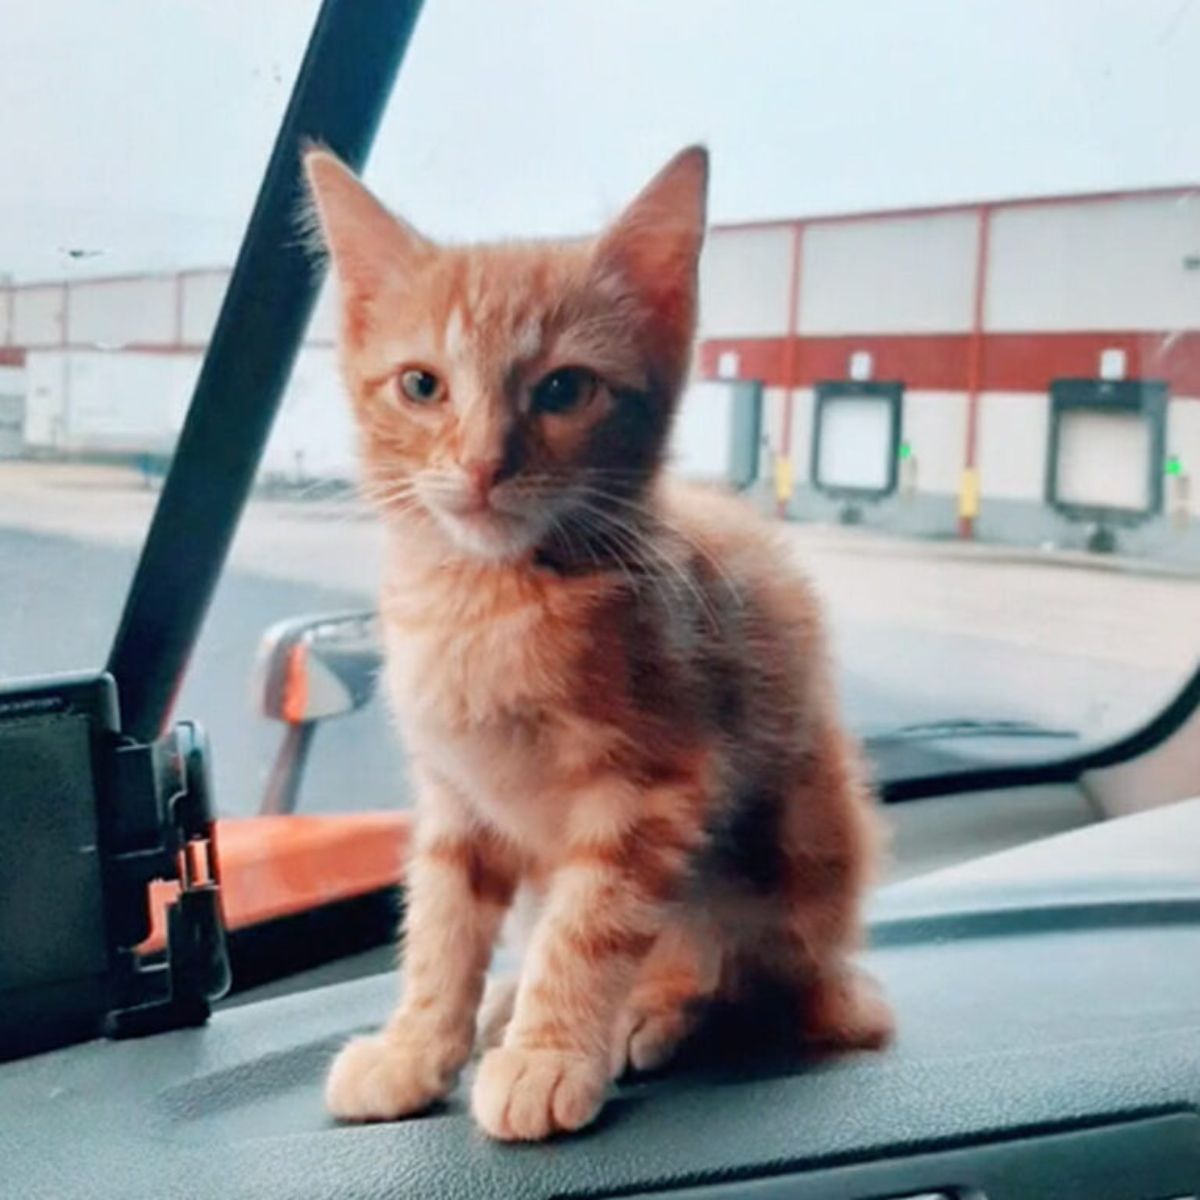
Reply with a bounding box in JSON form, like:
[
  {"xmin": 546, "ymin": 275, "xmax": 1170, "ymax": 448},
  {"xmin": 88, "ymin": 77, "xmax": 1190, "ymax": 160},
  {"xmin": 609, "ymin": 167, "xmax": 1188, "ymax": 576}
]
[
  {"xmin": 773, "ymin": 743, "xmax": 894, "ymax": 1054},
  {"xmin": 773, "ymin": 853, "xmax": 893, "ymax": 1052},
  {"xmin": 609, "ymin": 920, "xmax": 721, "ymax": 1078}
]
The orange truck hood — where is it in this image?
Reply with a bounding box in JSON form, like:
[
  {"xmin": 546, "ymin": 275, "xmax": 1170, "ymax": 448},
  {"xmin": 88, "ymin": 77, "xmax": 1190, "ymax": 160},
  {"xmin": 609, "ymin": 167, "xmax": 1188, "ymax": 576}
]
[{"xmin": 142, "ymin": 812, "xmax": 411, "ymax": 954}]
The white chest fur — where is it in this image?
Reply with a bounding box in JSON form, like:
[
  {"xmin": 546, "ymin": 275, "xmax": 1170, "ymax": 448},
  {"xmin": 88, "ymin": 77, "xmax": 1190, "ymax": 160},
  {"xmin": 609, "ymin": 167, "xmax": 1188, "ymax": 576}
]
[{"xmin": 380, "ymin": 578, "xmax": 611, "ymax": 853}]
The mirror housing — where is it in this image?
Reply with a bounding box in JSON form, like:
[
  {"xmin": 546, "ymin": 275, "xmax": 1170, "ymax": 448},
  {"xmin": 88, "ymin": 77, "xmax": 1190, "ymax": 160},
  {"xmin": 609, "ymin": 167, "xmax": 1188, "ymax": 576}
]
[
  {"xmin": 253, "ymin": 612, "xmax": 384, "ymax": 815},
  {"xmin": 255, "ymin": 611, "xmax": 382, "ymax": 725}
]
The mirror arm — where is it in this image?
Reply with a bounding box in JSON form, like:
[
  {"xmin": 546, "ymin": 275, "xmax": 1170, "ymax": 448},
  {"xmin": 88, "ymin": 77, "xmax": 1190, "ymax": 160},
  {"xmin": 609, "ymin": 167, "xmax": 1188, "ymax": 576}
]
[{"xmin": 261, "ymin": 723, "xmax": 318, "ymax": 816}]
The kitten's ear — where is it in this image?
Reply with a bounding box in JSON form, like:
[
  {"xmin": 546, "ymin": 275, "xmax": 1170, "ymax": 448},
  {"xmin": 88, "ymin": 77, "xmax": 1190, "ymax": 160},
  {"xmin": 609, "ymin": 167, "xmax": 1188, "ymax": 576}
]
[
  {"xmin": 302, "ymin": 148, "xmax": 432, "ymax": 298},
  {"xmin": 593, "ymin": 146, "xmax": 708, "ymax": 392}
]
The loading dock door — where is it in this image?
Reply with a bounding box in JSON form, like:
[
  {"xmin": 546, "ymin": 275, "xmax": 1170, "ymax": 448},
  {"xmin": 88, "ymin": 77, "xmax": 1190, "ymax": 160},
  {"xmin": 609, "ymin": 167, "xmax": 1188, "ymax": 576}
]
[
  {"xmin": 817, "ymin": 395, "xmax": 892, "ymax": 491},
  {"xmin": 1056, "ymin": 409, "xmax": 1152, "ymax": 512},
  {"xmin": 1046, "ymin": 379, "xmax": 1166, "ymax": 521},
  {"xmin": 811, "ymin": 381, "xmax": 903, "ymax": 497}
]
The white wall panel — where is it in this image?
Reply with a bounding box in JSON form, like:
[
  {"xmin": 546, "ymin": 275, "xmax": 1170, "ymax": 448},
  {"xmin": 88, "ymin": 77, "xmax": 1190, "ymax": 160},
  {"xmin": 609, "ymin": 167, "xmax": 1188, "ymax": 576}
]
[
  {"xmin": 788, "ymin": 388, "xmax": 816, "ymax": 483},
  {"xmin": 23, "ymin": 352, "xmax": 66, "ymax": 446},
  {"xmin": 976, "ymin": 391, "xmax": 1051, "ymax": 502},
  {"xmin": 760, "ymin": 385, "xmax": 786, "ymax": 450},
  {"xmin": 0, "ymin": 289, "xmax": 12, "ymax": 346},
  {"xmin": 755, "ymin": 386, "xmax": 786, "ymax": 482},
  {"xmin": 699, "ymin": 226, "xmax": 794, "ymax": 337},
  {"xmin": 901, "ymin": 391, "xmax": 968, "ymax": 495},
  {"xmin": 61, "ymin": 351, "xmax": 200, "ymax": 450},
  {"xmin": 69, "ymin": 277, "xmax": 177, "ymax": 348},
  {"xmin": 0, "ymin": 367, "xmax": 23, "ymax": 453},
  {"xmin": 13, "ymin": 286, "xmax": 65, "ymax": 347},
  {"xmin": 1167, "ymin": 401, "xmax": 1200, "ymax": 514},
  {"xmin": 799, "ymin": 212, "xmax": 978, "ymax": 334},
  {"xmin": 262, "ymin": 347, "xmax": 356, "ymax": 477},
  {"xmin": 180, "ymin": 271, "xmax": 230, "ymax": 345},
  {"xmin": 178, "ymin": 271, "xmax": 335, "ymax": 348},
  {"xmin": 671, "ymin": 381, "xmax": 737, "ymax": 481},
  {"xmin": 0, "ymin": 362, "xmax": 26, "ymax": 451},
  {"xmin": 309, "ymin": 278, "xmax": 338, "ymax": 343},
  {"xmin": 987, "ymin": 195, "xmax": 1200, "ymax": 331}
]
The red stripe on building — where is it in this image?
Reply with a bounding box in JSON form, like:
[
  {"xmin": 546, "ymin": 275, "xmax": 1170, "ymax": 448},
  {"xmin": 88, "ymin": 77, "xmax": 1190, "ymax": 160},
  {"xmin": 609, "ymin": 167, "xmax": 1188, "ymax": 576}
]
[
  {"xmin": 0, "ymin": 347, "xmax": 26, "ymax": 367},
  {"xmin": 803, "ymin": 334, "xmax": 972, "ymax": 391},
  {"xmin": 699, "ymin": 338, "xmax": 785, "ymax": 383},
  {"xmin": 983, "ymin": 331, "xmax": 1200, "ymax": 396},
  {"xmin": 698, "ymin": 330, "xmax": 1200, "ymax": 397}
]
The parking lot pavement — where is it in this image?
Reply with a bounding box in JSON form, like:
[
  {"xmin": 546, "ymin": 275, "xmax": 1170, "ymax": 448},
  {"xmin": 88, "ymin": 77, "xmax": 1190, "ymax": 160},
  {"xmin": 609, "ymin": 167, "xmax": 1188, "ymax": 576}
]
[
  {"xmin": 3, "ymin": 461, "xmax": 1199, "ymax": 814},
  {"xmin": 0, "ymin": 461, "xmax": 386, "ymax": 593}
]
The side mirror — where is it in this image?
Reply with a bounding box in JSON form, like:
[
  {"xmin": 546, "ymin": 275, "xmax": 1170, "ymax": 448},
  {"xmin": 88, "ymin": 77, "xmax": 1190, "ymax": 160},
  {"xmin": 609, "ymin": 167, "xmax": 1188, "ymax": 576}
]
[
  {"xmin": 253, "ymin": 612, "xmax": 384, "ymax": 814},
  {"xmin": 256, "ymin": 610, "xmax": 382, "ymax": 723}
]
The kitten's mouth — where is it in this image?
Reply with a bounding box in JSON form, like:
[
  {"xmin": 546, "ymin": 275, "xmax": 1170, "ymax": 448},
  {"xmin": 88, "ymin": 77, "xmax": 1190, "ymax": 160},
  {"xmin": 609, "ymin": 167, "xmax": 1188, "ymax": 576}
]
[
  {"xmin": 428, "ymin": 502, "xmax": 539, "ymax": 561},
  {"xmin": 454, "ymin": 507, "xmax": 512, "ymax": 533}
]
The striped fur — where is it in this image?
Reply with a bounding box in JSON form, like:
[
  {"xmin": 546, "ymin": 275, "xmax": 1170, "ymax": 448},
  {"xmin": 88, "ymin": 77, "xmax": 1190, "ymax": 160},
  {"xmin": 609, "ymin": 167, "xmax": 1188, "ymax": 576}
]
[{"xmin": 306, "ymin": 146, "xmax": 891, "ymax": 1141}]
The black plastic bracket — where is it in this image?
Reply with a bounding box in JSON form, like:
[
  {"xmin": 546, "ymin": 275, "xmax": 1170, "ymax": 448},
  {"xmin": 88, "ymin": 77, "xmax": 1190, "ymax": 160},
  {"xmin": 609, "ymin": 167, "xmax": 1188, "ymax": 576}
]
[
  {"xmin": 0, "ymin": 673, "xmax": 230, "ymax": 1060},
  {"xmin": 103, "ymin": 720, "xmax": 231, "ymax": 1039}
]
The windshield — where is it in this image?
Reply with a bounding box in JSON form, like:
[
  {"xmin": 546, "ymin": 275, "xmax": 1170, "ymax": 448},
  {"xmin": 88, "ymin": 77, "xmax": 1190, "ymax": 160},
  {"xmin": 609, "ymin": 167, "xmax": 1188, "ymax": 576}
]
[{"xmin": 3, "ymin": 1, "xmax": 1199, "ymax": 831}]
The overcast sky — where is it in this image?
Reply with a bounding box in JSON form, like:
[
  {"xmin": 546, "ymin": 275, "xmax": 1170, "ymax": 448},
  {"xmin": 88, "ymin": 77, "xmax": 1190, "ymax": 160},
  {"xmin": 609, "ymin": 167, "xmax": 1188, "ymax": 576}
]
[{"xmin": 3, "ymin": 0, "xmax": 1199, "ymax": 281}]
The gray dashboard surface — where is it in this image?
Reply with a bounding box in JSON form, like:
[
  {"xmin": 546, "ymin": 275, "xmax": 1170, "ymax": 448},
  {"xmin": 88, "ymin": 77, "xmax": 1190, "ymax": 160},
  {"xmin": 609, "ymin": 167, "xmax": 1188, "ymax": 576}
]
[{"xmin": 3, "ymin": 800, "xmax": 1199, "ymax": 1199}]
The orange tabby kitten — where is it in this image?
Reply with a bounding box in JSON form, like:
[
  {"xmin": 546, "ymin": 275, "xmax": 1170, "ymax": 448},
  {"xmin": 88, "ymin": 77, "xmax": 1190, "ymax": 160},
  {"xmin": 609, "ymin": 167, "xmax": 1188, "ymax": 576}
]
[{"xmin": 304, "ymin": 145, "xmax": 892, "ymax": 1141}]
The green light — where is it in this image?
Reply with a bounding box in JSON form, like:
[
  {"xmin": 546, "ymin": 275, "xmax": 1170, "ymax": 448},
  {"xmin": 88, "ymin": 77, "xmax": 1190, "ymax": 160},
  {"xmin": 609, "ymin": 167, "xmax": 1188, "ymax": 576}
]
[
  {"xmin": 898, "ymin": 441, "xmax": 912, "ymax": 461},
  {"xmin": 1165, "ymin": 455, "xmax": 1183, "ymax": 477}
]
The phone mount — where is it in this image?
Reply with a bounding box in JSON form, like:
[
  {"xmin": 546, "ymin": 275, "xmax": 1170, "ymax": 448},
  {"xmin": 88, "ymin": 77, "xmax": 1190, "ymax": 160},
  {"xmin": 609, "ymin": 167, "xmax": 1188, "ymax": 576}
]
[{"xmin": 0, "ymin": 672, "xmax": 230, "ymax": 1061}]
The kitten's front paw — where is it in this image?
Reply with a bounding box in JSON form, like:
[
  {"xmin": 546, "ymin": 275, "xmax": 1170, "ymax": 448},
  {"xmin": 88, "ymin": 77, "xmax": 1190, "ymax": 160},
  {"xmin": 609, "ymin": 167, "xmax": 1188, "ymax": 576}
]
[
  {"xmin": 471, "ymin": 1046, "xmax": 607, "ymax": 1141},
  {"xmin": 325, "ymin": 1032, "xmax": 465, "ymax": 1122}
]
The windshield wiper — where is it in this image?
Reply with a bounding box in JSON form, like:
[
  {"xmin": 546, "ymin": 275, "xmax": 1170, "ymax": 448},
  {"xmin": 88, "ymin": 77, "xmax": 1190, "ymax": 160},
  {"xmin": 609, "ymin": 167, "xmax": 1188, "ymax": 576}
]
[{"xmin": 867, "ymin": 718, "xmax": 1079, "ymax": 744}]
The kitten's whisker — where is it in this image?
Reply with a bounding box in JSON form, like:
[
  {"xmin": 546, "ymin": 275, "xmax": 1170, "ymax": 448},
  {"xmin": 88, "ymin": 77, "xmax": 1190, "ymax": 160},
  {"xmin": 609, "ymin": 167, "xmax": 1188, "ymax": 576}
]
[
  {"xmin": 563, "ymin": 510, "xmax": 641, "ymax": 594},
  {"xmin": 571, "ymin": 484, "xmax": 744, "ymax": 610},
  {"xmin": 571, "ymin": 500, "xmax": 721, "ymax": 632},
  {"xmin": 545, "ymin": 511, "xmax": 628, "ymax": 589}
]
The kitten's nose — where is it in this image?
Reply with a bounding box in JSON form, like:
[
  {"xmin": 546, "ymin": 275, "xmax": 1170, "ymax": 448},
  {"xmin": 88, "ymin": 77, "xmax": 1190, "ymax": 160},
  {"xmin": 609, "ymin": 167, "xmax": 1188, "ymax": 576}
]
[{"xmin": 461, "ymin": 459, "xmax": 500, "ymax": 510}]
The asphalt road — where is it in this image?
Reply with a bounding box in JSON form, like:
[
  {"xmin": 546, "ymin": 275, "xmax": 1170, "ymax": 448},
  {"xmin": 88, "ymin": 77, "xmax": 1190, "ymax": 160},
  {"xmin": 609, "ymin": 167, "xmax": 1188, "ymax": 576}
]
[
  {"xmin": 2, "ymin": 525, "xmax": 407, "ymax": 817},
  {"xmin": 3, "ymin": 524, "xmax": 919, "ymax": 818},
  {"xmin": 3, "ymin": 511, "xmax": 1195, "ymax": 817}
]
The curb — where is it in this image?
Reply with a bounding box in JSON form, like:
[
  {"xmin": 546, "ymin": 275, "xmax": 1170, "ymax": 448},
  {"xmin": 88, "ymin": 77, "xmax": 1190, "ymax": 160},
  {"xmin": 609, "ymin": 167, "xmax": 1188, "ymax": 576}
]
[{"xmin": 784, "ymin": 522, "xmax": 1200, "ymax": 581}]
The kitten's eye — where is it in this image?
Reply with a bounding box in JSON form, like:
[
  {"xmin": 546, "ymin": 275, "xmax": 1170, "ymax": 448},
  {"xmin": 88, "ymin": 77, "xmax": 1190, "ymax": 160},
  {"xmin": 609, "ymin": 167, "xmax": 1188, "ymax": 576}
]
[
  {"xmin": 531, "ymin": 367, "xmax": 598, "ymax": 416},
  {"xmin": 396, "ymin": 368, "xmax": 445, "ymax": 406}
]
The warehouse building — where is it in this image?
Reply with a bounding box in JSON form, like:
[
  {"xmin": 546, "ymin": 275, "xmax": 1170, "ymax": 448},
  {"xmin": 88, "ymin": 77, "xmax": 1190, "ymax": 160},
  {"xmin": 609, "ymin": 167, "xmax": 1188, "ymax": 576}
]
[
  {"xmin": 0, "ymin": 270, "xmax": 348, "ymax": 479},
  {"xmin": 2, "ymin": 183, "xmax": 1198, "ymax": 560},
  {"xmin": 696, "ymin": 185, "xmax": 1199, "ymax": 559}
]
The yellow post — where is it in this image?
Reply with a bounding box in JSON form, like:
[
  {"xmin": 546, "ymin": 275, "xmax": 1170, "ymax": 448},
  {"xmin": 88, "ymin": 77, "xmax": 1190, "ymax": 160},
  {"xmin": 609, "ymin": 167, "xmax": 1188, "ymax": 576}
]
[
  {"xmin": 774, "ymin": 455, "xmax": 794, "ymax": 514},
  {"xmin": 958, "ymin": 466, "xmax": 980, "ymax": 537}
]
